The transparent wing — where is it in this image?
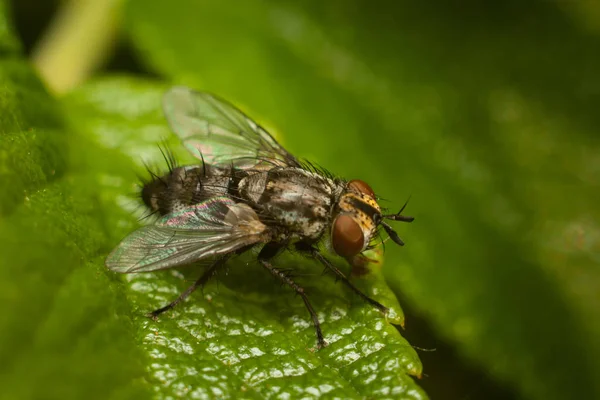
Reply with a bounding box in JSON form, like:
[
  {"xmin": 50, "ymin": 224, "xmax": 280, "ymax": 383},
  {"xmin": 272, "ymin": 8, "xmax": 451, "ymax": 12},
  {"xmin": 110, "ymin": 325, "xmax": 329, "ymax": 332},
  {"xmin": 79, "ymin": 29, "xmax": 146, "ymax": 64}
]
[
  {"xmin": 162, "ymin": 86, "xmax": 301, "ymax": 169},
  {"xmin": 106, "ymin": 197, "xmax": 268, "ymax": 273}
]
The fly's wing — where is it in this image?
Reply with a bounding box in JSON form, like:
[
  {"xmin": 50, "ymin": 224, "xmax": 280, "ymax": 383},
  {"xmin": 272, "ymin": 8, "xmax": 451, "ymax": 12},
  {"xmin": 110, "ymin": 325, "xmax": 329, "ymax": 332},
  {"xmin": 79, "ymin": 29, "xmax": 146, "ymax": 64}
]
[
  {"xmin": 162, "ymin": 86, "xmax": 301, "ymax": 169},
  {"xmin": 106, "ymin": 197, "xmax": 268, "ymax": 273}
]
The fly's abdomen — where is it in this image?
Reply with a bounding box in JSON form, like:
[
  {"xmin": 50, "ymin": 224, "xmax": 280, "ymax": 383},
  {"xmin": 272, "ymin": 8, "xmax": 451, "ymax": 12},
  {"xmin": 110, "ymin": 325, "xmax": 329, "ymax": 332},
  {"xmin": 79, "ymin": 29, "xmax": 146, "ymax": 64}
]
[{"xmin": 141, "ymin": 165, "xmax": 244, "ymax": 215}]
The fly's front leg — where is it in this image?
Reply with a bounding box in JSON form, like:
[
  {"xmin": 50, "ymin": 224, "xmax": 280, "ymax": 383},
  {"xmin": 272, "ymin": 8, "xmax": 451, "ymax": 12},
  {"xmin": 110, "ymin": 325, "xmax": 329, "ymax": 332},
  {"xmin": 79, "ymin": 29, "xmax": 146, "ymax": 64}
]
[
  {"xmin": 258, "ymin": 243, "xmax": 326, "ymax": 349},
  {"xmin": 296, "ymin": 242, "xmax": 389, "ymax": 314}
]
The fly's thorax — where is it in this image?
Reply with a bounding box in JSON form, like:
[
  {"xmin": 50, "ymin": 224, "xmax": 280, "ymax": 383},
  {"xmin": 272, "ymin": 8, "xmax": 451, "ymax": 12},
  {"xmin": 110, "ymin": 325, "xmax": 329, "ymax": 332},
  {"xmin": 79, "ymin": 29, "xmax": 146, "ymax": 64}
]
[
  {"xmin": 330, "ymin": 180, "xmax": 381, "ymax": 258},
  {"xmin": 238, "ymin": 171, "xmax": 268, "ymax": 204},
  {"xmin": 238, "ymin": 167, "xmax": 337, "ymax": 239}
]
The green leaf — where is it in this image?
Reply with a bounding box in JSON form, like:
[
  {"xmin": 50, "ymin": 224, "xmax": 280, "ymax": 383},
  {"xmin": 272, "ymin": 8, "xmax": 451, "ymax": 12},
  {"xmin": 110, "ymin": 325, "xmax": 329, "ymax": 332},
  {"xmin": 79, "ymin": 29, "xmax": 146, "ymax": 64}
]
[
  {"xmin": 64, "ymin": 76, "xmax": 426, "ymax": 399},
  {"xmin": 0, "ymin": 0, "xmax": 20, "ymax": 55},
  {"xmin": 123, "ymin": 1, "xmax": 600, "ymax": 399},
  {"xmin": 0, "ymin": 4, "xmax": 148, "ymax": 399}
]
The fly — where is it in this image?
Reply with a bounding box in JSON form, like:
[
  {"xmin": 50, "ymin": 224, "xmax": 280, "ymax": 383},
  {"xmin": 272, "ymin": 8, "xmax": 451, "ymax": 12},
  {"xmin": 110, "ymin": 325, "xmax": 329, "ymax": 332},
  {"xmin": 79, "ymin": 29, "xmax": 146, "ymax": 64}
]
[{"xmin": 106, "ymin": 86, "xmax": 414, "ymax": 348}]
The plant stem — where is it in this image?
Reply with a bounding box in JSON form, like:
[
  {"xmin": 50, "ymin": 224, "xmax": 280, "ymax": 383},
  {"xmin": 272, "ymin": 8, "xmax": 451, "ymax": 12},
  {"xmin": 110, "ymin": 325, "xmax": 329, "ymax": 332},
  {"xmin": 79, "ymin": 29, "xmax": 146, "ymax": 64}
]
[{"xmin": 31, "ymin": 0, "xmax": 124, "ymax": 94}]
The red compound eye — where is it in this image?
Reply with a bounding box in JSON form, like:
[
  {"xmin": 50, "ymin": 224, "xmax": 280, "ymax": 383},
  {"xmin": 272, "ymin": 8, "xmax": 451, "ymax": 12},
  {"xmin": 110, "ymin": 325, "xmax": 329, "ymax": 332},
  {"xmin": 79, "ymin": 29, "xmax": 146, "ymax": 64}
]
[
  {"xmin": 332, "ymin": 214, "xmax": 364, "ymax": 257},
  {"xmin": 348, "ymin": 179, "xmax": 375, "ymax": 198}
]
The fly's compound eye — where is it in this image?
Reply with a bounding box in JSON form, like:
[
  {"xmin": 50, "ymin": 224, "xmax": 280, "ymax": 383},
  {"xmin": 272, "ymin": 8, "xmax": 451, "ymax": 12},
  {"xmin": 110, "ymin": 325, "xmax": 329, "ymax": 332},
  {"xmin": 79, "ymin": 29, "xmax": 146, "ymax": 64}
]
[
  {"xmin": 332, "ymin": 214, "xmax": 365, "ymax": 257},
  {"xmin": 348, "ymin": 179, "xmax": 375, "ymax": 198}
]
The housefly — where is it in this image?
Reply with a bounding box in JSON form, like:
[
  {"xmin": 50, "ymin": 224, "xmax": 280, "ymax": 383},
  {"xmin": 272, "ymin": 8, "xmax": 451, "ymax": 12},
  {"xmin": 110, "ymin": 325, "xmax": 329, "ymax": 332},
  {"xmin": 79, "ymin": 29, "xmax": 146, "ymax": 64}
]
[{"xmin": 106, "ymin": 86, "xmax": 413, "ymax": 348}]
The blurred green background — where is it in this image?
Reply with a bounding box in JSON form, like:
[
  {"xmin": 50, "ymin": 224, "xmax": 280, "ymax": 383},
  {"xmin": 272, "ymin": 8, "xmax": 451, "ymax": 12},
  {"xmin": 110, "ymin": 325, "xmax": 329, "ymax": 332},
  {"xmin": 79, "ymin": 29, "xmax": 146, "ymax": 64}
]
[{"xmin": 2, "ymin": 0, "xmax": 599, "ymax": 399}]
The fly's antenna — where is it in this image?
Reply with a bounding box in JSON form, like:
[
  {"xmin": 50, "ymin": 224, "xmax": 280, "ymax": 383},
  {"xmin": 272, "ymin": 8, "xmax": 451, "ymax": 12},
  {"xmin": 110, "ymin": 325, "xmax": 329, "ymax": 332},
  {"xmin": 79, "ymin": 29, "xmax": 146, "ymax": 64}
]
[
  {"xmin": 376, "ymin": 195, "xmax": 413, "ymax": 246},
  {"xmin": 382, "ymin": 195, "xmax": 414, "ymax": 222},
  {"xmin": 380, "ymin": 221, "xmax": 405, "ymax": 246}
]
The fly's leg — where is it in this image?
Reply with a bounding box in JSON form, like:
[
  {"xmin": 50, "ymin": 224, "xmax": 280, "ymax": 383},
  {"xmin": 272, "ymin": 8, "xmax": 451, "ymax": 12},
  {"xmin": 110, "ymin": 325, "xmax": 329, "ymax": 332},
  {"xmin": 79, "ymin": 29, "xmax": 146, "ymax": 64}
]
[
  {"xmin": 148, "ymin": 255, "xmax": 229, "ymax": 319},
  {"xmin": 258, "ymin": 243, "xmax": 326, "ymax": 349},
  {"xmin": 297, "ymin": 243, "xmax": 389, "ymax": 314}
]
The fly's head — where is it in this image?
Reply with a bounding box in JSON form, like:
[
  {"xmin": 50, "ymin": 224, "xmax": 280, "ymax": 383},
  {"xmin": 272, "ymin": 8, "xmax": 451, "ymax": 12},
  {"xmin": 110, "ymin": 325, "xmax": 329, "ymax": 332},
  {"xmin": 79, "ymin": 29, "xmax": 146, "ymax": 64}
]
[{"xmin": 331, "ymin": 179, "xmax": 414, "ymax": 260}]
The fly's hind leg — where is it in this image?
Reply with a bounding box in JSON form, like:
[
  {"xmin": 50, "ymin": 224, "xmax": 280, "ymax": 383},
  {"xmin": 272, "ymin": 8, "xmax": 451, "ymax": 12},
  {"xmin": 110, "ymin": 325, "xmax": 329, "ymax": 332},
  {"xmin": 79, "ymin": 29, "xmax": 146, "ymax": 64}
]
[
  {"xmin": 147, "ymin": 255, "xmax": 230, "ymax": 319},
  {"xmin": 258, "ymin": 243, "xmax": 326, "ymax": 349},
  {"xmin": 296, "ymin": 242, "xmax": 389, "ymax": 314}
]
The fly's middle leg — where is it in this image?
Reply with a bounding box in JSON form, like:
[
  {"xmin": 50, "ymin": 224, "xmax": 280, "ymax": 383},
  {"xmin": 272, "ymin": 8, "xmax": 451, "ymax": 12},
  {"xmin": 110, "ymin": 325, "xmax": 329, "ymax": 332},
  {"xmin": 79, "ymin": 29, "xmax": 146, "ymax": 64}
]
[{"xmin": 258, "ymin": 243, "xmax": 326, "ymax": 349}]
